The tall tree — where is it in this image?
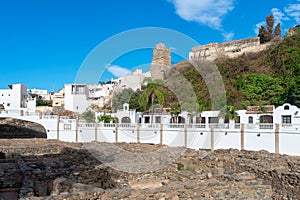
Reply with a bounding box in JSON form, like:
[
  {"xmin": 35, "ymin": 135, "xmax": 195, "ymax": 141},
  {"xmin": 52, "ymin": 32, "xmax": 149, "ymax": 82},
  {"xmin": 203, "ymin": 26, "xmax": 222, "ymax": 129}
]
[
  {"xmin": 258, "ymin": 26, "xmax": 268, "ymax": 43},
  {"xmin": 274, "ymin": 23, "xmax": 282, "ymax": 37},
  {"xmin": 266, "ymin": 14, "xmax": 274, "ymax": 35},
  {"xmin": 258, "ymin": 14, "xmax": 281, "ymax": 43}
]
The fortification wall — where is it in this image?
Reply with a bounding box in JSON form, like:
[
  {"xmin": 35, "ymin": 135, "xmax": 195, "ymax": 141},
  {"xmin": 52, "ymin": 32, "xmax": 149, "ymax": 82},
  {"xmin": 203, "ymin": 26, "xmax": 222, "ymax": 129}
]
[
  {"xmin": 150, "ymin": 43, "xmax": 171, "ymax": 80},
  {"xmin": 189, "ymin": 37, "xmax": 269, "ymax": 60}
]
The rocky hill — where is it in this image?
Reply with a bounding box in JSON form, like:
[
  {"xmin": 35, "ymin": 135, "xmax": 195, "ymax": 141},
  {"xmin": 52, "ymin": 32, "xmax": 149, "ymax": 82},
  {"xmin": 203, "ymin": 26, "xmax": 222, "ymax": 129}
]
[
  {"xmin": 0, "ymin": 139, "xmax": 299, "ymax": 199},
  {"xmin": 171, "ymin": 26, "xmax": 300, "ymax": 110}
]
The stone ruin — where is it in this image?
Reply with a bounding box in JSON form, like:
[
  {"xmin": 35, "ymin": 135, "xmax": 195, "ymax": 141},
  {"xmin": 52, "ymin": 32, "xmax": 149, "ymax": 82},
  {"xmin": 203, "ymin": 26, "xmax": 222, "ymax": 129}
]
[
  {"xmin": 189, "ymin": 37, "xmax": 270, "ymax": 61},
  {"xmin": 0, "ymin": 139, "xmax": 299, "ymax": 199},
  {"xmin": 150, "ymin": 43, "xmax": 171, "ymax": 80}
]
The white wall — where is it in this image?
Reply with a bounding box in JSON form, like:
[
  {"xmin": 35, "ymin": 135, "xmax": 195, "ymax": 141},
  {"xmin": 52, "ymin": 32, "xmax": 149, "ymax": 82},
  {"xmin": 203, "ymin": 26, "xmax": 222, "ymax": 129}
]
[
  {"xmin": 64, "ymin": 84, "xmax": 88, "ymax": 113},
  {"xmin": 274, "ymin": 103, "xmax": 300, "ymax": 125},
  {"xmin": 0, "ymin": 84, "xmax": 28, "ymax": 111}
]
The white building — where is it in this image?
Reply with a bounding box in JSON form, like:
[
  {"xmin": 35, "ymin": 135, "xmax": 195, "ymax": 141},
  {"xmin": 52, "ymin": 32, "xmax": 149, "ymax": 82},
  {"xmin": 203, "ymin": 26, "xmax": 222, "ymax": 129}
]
[
  {"xmin": 0, "ymin": 84, "xmax": 28, "ymax": 111},
  {"xmin": 117, "ymin": 69, "xmax": 151, "ymax": 91},
  {"xmin": 28, "ymin": 88, "xmax": 48, "ymax": 96},
  {"xmin": 112, "ymin": 103, "xmax": 137, "ymax": 124},
  {"xmin": 64, "ymin": 84, "xmax": 89, "ymax": 114},
  {"xmin": 274, "ymin": 103, "xmax": 300, "ymax": 126}
]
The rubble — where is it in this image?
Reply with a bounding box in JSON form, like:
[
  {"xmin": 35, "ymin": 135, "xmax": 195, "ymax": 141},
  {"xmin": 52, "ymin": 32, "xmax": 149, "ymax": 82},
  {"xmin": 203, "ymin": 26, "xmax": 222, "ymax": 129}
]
[{"xmin": 0, "ymin": 139, "xmax": 299, "ymax": 199}]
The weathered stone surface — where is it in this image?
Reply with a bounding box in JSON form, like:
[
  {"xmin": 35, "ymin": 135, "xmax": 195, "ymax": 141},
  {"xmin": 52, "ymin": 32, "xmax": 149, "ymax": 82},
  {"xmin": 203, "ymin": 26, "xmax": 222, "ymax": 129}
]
[
  {"xmin": 190, "ymin": 37, "xmax": 271, "ymax": 61},
  {"xmin": 0, "ymin": 118, "xmax": 46, "ymax": 138},
  {"xmin": 150, "ymin": 43, "xmax": 171, "ymax": 80},
  {"xmin": 0, "ymin": 139, "xmax": 299, "ymax": 199}
]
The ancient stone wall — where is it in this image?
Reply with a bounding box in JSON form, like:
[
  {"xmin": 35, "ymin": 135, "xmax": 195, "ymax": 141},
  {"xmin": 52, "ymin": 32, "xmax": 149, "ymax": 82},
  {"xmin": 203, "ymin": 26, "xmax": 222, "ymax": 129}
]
[
  {"xmin": 0, "ymin": 118, "xmax": 46, "ymax": 138},
  {"xmin": 150, "ymin": 43, "xmax": 171, "ymax": 80},
  {"xmin": 189, "ymin": 37, "xmax": 270, "ymax": 60}
]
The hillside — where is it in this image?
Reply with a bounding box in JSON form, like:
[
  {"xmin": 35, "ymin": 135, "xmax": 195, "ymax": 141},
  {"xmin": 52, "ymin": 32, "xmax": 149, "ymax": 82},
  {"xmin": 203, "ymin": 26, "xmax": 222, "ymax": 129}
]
[{"xmin": 173, "ymin": 26, "xmax": 300, "ymax": 110}]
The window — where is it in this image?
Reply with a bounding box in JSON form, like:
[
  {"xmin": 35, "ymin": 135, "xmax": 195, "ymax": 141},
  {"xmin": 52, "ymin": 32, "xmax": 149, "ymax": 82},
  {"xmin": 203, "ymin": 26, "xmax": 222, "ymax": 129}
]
[
  {"xmin": 6, "ymin": 103, "xmax": 10, "ymax": 107},
  {"xmin": 208, "ymin": 117, "xmax": 218, "ymax": 124},
  {"xmin": 155, "ymin": 116, "xmax": 161, "ymax": 123},
  {"xmin": 282, "ymin": 115, "xmax": 291, "ymax": 124},
  {"xmin": 284, "ymin": 105, "xmax": 290, "ymax": 110},
  {"xmin": 75, "ymin": 86, "xmax": 85, "ymax": 94},
  {"xmin": 144, "ymin": 116, "xmax": 150, "ymax": 123},
  {"xmin": 248, "ymin": 116, "xmax": 253, "ymax": 124},
  {"xmin": 64, "ymin": 124, "xmax": 72, "ymax": 130}
]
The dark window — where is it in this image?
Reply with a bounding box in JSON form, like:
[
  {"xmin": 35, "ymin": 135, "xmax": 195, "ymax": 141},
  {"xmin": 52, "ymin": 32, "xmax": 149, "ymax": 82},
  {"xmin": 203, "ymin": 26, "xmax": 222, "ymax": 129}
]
[
  {"xmin": 248, "ymin": 116, "xmax": 253, "ymax": 124},
  {"xmin": 145, "ymin": 116, "xmax": 150, "ymax": 123},
  {"xmin": 282, "ymin": 115, "xmax": 291, "ymax": 124},
  {"xmin": 121, "ymin": 117, "xmax": 131, "ymax": 123},
  {"xmin": 284, "ymin": 105, "xmax": 289, "ymax": 110},
  {"xmin": 155, "ymin": 116, "xmax": 161, "ymax": 123},
  {"xmin": 208, "ymin": 117, "xmax": 218, "ymax": 124}
]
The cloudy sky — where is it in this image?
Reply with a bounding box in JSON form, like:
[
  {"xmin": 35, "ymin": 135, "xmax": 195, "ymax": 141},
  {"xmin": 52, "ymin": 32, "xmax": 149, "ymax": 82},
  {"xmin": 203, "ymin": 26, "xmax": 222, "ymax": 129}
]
[{"xmin": 0, "ymin": 0, "xmax": 299, "ymax": 90}]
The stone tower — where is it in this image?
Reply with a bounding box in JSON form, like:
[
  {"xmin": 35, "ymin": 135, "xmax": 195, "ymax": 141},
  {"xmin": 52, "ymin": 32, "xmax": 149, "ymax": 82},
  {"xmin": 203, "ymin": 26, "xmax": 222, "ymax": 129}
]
[{"xmin": 150, "ymin": 43, "xmax": 171, "ymax": 80}]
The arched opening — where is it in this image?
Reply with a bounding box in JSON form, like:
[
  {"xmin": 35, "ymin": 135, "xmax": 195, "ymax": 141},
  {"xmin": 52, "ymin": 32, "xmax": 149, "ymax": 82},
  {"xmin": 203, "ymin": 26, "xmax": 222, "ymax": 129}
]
[
  {"xmin": 284, "ymin": 105, "xmax": 290, "ymax": 110},
  {"xmin": 259, "ymin": 115, "xmax": 273, "ymax": 123},
  {"xmin": 121, "ymin": 117, "xmax": 131, "ymax": 123},
  {"xmin": 114, "ymin": 117, "xmax": 119, "ymax": 123},
  {"xmin": 178, "ymin": 116, "xmax": 185, "ymax": 124},
  {"xmin": 248, "ymin": 116, "xmax": 253, "ymax": 124}
]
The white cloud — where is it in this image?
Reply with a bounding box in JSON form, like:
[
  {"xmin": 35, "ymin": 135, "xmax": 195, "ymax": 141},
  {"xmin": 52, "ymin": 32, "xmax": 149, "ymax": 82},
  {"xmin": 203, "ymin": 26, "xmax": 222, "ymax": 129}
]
[
  {"xmin": 285, "ymin": 2, "xmax": 300, "ymax": 23},
  {"xmin": 222, "ymin": 32, "xmax": 234, "ymax": 41},
  {"xmin": 168, "ymin": 0, "xmax": 234, "ymax": 30},
  {"xmin": 271, "ymin": 8, "xmax": 289, "ymax": 25},
  {"xmin": 107, "ymin": 65, "xmax": 131, "ymax": 77}
]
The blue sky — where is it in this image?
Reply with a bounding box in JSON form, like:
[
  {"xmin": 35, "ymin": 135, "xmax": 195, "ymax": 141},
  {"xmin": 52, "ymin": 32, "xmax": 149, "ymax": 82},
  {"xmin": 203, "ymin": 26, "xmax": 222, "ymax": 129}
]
[{"xmin": 0, "ymin": 0, "xmax": 299, "ymax": 91}]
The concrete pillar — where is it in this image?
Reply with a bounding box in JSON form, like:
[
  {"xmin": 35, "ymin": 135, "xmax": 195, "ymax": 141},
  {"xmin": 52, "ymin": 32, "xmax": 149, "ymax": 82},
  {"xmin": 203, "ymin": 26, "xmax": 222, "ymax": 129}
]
[
  {"xmin": 57, "ymin": 115, "xmax": 60, "ymax": 140},
  {"xmin": 115, "ymin": 123, "xmax": 119, "ymax": 143},
  {"xmin": 241, "ymin": 123, "xmax": 245, "ymax": 150},
  {"xmin": 275, "ymin": 123, "xmax": 279, "ymax": 154},
  {"xmin": 211, "ymin": 124, "xmax": 214, "ymax": 152},
  {"xmin": 160, "ymin": 123, "xmax": 163, "ymax": 145},
  {"xmin": 95, "ymin": 123, "xmax": 97, "ymax": 142},
  {"xmin": 184, "ymin": 124, "xmax": 188, "ymax": 148},
  {"xmin": 75, "ymin": 119, "xmax": 79, "ymax": 143},
  {"xmin": 137, "ymin": 123, "xmax": 140, "ymax": 143}
]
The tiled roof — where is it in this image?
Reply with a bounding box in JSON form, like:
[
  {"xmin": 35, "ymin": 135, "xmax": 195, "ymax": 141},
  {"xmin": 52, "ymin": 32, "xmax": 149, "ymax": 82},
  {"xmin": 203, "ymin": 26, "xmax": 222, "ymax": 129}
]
[{"xmin": 246, "ymin": 105, "xmax": 274, "ymax": 114}]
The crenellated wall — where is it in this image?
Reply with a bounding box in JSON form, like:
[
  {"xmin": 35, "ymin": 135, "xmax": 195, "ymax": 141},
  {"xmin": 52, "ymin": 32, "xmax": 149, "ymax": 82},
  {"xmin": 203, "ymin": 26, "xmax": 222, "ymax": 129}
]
[{"xmin": 189, "ymin": 37, "xmax": 270, "ymax": 60}]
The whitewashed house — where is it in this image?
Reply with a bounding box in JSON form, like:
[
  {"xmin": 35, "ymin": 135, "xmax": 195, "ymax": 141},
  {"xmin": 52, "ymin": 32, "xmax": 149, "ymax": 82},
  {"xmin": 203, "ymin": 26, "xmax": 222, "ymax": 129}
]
[
  {"xmin": 112, "ymin": 103, "xmax": 137, "ymax": 124},
  {"xmin": 64, "ymin": 84, "xmax": 89, "ymax": 114},
  {"xmin": 274, "ymin": 103, "xmax": 300, "ymax": 126},
  {"xmin": 0, "ymin": 84, "xmax": 28, "ymax": 111}
]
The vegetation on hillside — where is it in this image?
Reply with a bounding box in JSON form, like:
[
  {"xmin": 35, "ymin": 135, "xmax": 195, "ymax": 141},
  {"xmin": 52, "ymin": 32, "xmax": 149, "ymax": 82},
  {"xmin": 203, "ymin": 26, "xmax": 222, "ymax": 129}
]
[{"xmin": 112, "ymin": 24, "xmax": 300, "ymax": 113}]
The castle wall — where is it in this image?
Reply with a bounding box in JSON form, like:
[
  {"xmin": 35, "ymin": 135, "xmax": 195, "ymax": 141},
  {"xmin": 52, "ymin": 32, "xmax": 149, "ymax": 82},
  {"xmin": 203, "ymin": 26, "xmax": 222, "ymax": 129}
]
[
  {"xmin": 150, "ymin": 43, "xmax": 171, "ymax": 80},
  {"xmin": 189, "ymin": 37, "xmax": 269, "ymax": 60}
]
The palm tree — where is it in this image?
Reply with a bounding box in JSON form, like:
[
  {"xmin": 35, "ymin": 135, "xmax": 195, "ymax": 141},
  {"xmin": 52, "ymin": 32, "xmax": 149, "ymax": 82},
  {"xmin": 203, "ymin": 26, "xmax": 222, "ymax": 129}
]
[
  {"xmin": 219, "ymin": 105, "xmax": 238, "ymax": 123},
  {"xmin": 138, "ymin": 81, "xmax": 166, "ymax": 111}
]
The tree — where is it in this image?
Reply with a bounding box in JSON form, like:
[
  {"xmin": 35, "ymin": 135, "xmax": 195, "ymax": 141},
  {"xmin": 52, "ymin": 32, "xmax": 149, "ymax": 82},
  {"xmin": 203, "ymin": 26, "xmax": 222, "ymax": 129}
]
[
  {"xmin": 139, "ymin": 81, "xmax": 166, "ymax": 111},
  {"xmin": 266, "ymin": 14, "xmax": 274, "ymax": 36},
  {"xmin": 258, "ymin": 14, "xmax": 281, "ymax": 43},
  {"xmin": 82, "ymin": 110, "xmax": 95, "ymax": 123},
  {"xmin": 111, "ymin": 88, "xmax": 134, "ymax": 112},
  {"xmin": 274, "ymin": 23, "xmax": 282, "ymax": 37},
  {"xmin": 219, "ymin": 105, "xmax": 238, "ymax": 123},
  {"xmin": 97, "ymin": 114, "xmax": 115, "ymax": 123},
  {"xmin": 258, "ymin": 26, "xmax": 268, "ymax": 43},
  {"xmin": 129, "ymin": 89, "xmax": 142, "ymax": 111}
]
